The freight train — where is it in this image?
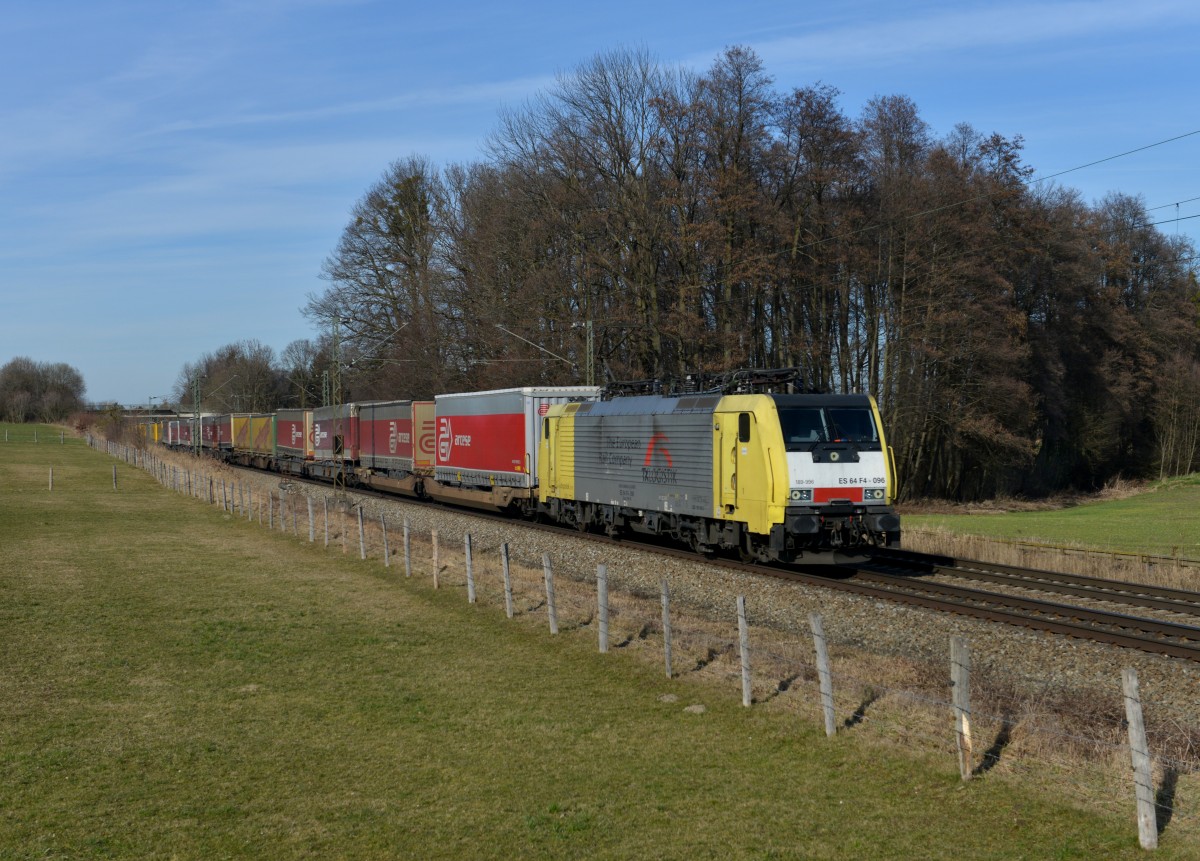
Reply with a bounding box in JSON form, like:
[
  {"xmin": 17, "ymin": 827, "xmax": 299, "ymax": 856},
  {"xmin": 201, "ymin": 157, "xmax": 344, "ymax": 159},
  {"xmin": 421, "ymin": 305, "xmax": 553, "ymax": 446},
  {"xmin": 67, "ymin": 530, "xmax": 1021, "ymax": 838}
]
[{"xmin": 141, "ymin": 372, "xmax": 900, "ymax": 563}]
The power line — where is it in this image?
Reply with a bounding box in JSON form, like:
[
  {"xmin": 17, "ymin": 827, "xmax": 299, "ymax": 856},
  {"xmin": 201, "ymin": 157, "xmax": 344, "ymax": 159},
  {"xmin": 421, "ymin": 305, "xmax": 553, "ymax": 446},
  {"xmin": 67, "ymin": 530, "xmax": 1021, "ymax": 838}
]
[
  {"xmin": 1147, "ymin": 194, "xmax": 1200, "ymax": 212},
  {"xmin": 1030, "ymin": 129, "xmax": 1200, "ymax": 186},
  {"xmin": 793, "ymin": 128, "xmax": 1200, "ymax": 256},
  {"xmin": 1148, "ymin": 212, "xmax": 1200, "ymax": 227}
]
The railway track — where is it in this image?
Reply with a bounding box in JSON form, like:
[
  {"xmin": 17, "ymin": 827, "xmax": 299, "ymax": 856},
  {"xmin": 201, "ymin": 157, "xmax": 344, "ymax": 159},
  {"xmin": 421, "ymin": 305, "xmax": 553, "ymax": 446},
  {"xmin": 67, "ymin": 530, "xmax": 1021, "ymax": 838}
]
[
  {"xmin": 259, "ymin": 464, "xmax": 1200, "ymax": 663},
  {"xmin": 866, "ymin": 547, "xmax": 1200, "ymax": 616},
  {"xmin": 841, "ymin": 548, "xmax": 1200, "ymax": 662}
]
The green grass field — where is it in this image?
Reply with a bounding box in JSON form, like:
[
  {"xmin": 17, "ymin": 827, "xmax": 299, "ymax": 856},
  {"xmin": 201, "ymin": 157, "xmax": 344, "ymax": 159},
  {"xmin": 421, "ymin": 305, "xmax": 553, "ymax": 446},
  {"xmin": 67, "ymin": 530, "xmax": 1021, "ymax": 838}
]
[
  {"xmin": 904, "ymin": 474, "xmax": 1200, "ymax": 559},
  {"xmin": 0, "ymin": 424, "xmax": 1188, "ymax": 859}
]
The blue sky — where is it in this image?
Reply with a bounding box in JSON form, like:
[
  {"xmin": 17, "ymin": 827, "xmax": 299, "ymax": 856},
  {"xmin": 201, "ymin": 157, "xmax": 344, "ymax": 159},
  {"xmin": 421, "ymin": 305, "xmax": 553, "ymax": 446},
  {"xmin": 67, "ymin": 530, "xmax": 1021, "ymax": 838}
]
[{"xmin": 2, "ymin": 0, "xmax": 1197, "ymax": 406}]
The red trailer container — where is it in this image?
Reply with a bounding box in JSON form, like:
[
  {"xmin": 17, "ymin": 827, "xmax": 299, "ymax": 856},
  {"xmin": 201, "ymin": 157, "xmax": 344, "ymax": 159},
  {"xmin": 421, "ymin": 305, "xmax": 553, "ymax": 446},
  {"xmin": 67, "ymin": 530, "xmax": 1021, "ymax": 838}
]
[
  {"xmin": 313, "ymin": 403, "xmax": 362, "ymax": 462},
  {"xmin": 434, "ymin": 386, "xmax": 599, "ymax": 490},
  {"xmin": 276, "ymin": 409, "xmax": 314, "ymax": 461},
  {"xmin": 167, "ymin": 419, "xmax": 194, "ymax": 447},
  {"xmin": 200, "ymin": 414, "xmax": 233, "ymax": 450},
  {"xmin": 359, "ymin": 400, "xmax": 415, "ymax": 473}
]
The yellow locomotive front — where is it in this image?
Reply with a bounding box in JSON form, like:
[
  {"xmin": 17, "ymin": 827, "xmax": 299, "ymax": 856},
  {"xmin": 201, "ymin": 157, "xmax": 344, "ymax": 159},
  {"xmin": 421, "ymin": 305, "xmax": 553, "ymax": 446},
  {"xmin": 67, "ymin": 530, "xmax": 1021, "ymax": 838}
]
[{"xmin": 715, "ymin": 393, "xmax": 899, "ymax": 562}]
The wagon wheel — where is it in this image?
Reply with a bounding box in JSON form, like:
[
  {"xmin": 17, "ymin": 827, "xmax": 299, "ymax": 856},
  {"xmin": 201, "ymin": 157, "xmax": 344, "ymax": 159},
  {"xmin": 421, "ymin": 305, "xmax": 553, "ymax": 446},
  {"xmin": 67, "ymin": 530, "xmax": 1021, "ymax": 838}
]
[{"xmin": 689, "ymin": 533, "xmax": 715, "ymax": 558}]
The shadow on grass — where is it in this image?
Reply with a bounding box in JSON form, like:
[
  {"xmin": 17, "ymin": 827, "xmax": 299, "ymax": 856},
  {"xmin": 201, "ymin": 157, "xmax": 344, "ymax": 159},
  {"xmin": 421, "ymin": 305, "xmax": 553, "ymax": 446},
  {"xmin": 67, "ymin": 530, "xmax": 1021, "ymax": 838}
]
[
  {"xmin": 615, "ymin": 624, "xmax": 651, "ymax": 648},
  {"xmin": 762, "ymin": 673, "xmax": 804, "ymax": 703},
  {"xmin": 843, "ymin": 689, "xmax": 882, "ymax": 730},
  {"xmin": 692, "ymin": 644, "xmax": 733, "ymax": 672},
  {"xmin": 1157, "ymin": 765, "xmax": 1185, "ymax": 835},
  {"xmin": 973, "ymin": 719, "xmax": 1014, "ymax": 776}
]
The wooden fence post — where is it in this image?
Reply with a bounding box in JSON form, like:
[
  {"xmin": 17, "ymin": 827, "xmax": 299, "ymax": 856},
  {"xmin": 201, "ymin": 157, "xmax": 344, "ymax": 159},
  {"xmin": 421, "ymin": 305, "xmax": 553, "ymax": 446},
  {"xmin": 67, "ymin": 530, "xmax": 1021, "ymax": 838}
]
[
  {"xmin": 597, "ymin": 564, "xmax": 609, "ymax": 653},
  {"xmin": 403, "ymin": 519, "xmax": 411, "ymax": 577},
  {"xmin": 381, "ymin": 514, "xmax": 390, "ymax": 568},
  {"xmin": 501, "ymin": 543, "xmax": 514, "ymax": 618},
  {"xmin": 357, "ymin": 507, "xmax": 367, "ymax": 560},
  {"xmin": 432, "ymin": 529, "xmax": 440, "ymax": 588},
  {"xmin": 1122, "ymin": 667, "xmax": 1159, "ymax": 849},
  {"xmin": 308, "ymin": 497, "xmax": 315, "ymax": 542},
  {"xmin": 543, "ymin": 553, "xmax": 558, "ymax": 634},
  {"xmin": 661, "ymin": 578, "xmax": 673, "ymax": 679},
  {"xmin": 951, "ymin": 637, "xmax": 974, "ymax": 781},
  {"xmin": 112, "ymin": 465, "xmax": 117, "ymax": 490},
  {"xmin": 809, "ymin": 613, "xmax": 837, "ymax": 737},
  {"xmin": 737, "ymin": 596, "xmax": 752, "ymax": 707},
  {"xmin": 465, "ymin": 534, "xmax": 476, "ymax": 603}
]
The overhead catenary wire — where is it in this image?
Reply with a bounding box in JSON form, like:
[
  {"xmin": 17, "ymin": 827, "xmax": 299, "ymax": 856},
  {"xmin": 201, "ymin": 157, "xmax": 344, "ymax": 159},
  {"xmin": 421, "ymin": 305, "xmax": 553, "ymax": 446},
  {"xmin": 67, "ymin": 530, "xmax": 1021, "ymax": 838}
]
[{"xmin": 781, "ymin": 127, "xmax": 1200, "ymax": 257}]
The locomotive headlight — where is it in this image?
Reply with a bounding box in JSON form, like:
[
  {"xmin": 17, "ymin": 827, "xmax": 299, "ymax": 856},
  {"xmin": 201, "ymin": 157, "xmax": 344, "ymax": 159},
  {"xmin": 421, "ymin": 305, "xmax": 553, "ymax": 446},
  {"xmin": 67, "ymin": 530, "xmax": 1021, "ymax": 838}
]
[
  {"xmin": 790, "ymin": 489, "xmax": 812, "ymax": 501},
  {"xmin": 864, "ymin": 488, "xmax": 885, "ymax": 501}
]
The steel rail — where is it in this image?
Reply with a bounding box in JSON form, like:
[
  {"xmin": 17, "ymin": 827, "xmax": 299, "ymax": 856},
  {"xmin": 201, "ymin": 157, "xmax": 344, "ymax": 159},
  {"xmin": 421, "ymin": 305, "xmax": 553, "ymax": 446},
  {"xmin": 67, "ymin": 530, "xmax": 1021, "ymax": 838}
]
[{"xmin": 868, "ymin": 548, "xmax": 1200, "ymax": 616}]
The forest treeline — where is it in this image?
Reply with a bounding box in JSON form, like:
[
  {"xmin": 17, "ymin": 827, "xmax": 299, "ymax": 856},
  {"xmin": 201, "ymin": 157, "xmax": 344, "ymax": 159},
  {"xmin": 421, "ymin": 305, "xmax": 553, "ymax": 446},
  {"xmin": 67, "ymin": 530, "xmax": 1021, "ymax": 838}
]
[
  {"xmin": 178, "ymin": 46, "xmax": 1200, "ymax": 502},
  {"xmin": 0, "ymin": 357, "xmax": 86, "ymax": 422}
]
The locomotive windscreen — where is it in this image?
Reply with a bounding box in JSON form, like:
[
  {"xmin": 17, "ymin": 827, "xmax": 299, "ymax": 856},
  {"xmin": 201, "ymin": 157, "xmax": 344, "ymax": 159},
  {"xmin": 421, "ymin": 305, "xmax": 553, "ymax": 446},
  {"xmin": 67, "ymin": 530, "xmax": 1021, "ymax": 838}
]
[{"xmin": 776, "ymin": 405, "xmax": 880, "ymax": 451}]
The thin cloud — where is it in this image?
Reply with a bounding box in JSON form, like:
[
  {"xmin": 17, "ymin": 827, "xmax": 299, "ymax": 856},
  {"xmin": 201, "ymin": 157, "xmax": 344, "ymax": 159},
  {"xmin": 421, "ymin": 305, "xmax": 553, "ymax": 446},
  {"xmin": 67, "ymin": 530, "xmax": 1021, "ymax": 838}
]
[
  {"xmin": 744, "ymin": 0, "xmax": 1199, "ymax": 72},
  {"xmin": 151, "ymin": 75, "xmax": 557, "ymax": 136}
]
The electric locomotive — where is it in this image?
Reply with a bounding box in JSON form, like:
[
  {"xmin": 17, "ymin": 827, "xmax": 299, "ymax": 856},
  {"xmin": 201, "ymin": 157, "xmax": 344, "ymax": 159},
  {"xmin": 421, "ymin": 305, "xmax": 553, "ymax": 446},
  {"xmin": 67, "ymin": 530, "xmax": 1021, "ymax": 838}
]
[{"xmin": 539, "ymin": 372, "xmax": 899, "ymax": 562}]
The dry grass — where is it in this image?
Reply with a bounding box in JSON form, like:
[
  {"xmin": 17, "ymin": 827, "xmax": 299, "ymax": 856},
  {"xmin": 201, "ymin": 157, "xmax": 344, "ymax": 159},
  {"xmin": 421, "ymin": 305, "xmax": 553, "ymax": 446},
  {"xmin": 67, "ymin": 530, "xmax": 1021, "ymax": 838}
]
[{"xmin": 903, "ymin": 526, "xmax": 1200, "ymax": 591}]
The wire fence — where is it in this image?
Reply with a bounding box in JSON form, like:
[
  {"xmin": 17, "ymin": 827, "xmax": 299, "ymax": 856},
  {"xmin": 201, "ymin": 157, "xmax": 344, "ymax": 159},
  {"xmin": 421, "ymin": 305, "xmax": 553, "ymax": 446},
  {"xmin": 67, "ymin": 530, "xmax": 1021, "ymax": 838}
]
[{"xmin": 81, "ymin": 435, "xmax": 1200, "ymax": 850}]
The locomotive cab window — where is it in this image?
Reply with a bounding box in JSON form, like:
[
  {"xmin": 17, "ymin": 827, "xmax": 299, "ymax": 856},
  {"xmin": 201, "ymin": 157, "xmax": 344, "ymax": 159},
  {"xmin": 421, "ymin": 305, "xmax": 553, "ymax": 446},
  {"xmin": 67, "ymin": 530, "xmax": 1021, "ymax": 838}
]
[
  {"xmin": 826, "ymin": 408, "xmax": 879, "ymax": 446},
  {"xmin": 738, "ymin": 413, "xmax": 750, "ymax": 443},
  {"xmin": 778, "ymin": 406, "xmax": 881, "ymax": 452}
]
